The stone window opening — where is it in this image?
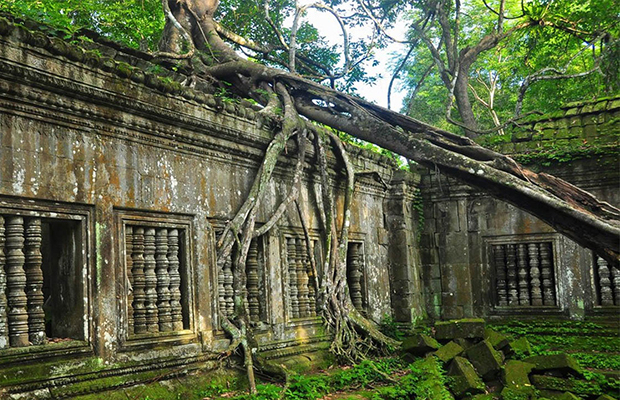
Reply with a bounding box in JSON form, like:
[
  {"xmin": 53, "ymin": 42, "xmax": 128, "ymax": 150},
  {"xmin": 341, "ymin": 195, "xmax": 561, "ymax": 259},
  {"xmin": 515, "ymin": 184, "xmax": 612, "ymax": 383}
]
[
  {"xmin": 285, "ymin": 235, "xmax": 318, "ymax": 320},
  {"xmin": 346, "ymin": 242, "xmax": 367, "ymax": 315},
  {"xmin": 0, "ymin": 213, "xmax": 86, "ymax": 349},
  {"xmin": 217, "ymin": 237, "xmax": 269, "ymax": 326},
  {"xmin": 491, "ymin": 241, "xmax": 557, "ymax": 308},
  {"xmin": 122, "ymin": 216, "xmax": 193, "ymax": 339}
]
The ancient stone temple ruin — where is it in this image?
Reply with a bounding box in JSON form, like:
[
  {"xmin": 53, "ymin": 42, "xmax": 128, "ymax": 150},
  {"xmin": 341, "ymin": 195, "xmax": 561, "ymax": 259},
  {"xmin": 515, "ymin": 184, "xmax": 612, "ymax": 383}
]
[{"xmin": 0, "ymin": 17, "xmax": 617, "ymax": 398}]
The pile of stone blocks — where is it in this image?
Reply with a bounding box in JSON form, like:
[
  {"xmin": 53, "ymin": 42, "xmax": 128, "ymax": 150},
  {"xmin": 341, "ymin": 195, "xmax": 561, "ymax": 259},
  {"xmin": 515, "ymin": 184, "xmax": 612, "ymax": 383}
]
[{"xmin": 400, "ymin": 319, "xmax": 617, "ymax": 400}]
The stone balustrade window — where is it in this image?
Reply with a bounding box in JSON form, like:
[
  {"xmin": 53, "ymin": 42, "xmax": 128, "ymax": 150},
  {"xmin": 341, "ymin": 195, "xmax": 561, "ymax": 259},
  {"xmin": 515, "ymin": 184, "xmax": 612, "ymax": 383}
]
[
  {"xmin": 217, "ymin": 238, "xmax": 267, "ymax": 324},
  {"xmin": 346, "ymin": 242, "xmax": 366, "ymax": 314},
  {"xmin": 285, "ymin": 236, "xmax": 317, "ymax": 319},
  {"xmin": 492, "ymin": 242, "xmax": 557, "ymax": 307},
  {"xmin": 593, "ymin": 255, "xmax": 620, "ymax": 307},
  {"xmin": 0, "ymin": 212, "xmax": 86, "ymax": 349},
  {"xmin": 123, "ymin": 219, "xmax": 191, "ymax": 337}
]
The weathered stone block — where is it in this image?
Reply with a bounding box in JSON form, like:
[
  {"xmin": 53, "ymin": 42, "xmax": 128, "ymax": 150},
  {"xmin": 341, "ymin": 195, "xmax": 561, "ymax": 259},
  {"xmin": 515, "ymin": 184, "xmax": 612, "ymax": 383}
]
[
  {"xmin": 500, "ymin": 386, "xmax": 535, "ymax": 400},
  {"xmin": 484, "ymin": 328, "xmax": 509, "ymax": 350},
  {"xmin": 401, "ymin": 333, "xmax": 440, "ymax": 356},
  {"xmin": 448, "ymin": 356, "xmax": 485, "ymax": 398},
  {"xmin": 465, "ymin": 340, "xmax": 503, "ymax": 380},
  {"xmin": 435, "ymin": 319, "xmax": 485, "ymax": 341},
  {"xmin": 503, "ymin": 360, "xmax": 535, "ymax": 387},
  {"xmin": 435, "ymin": 341, "xmax": 464, "ymax": 363},
  {"xmin": 504, "ymin": 337, "xmax": 532, "ymax": 358},
  {"xmin": 558, "ymin": 392, "xmax": 582, "ymax": 400},
  {"xmin": 454, "ymin": 338, "xmax": 476, "ymax": 350},
  {"xmin": 523, "ymin": 354, "xmax": 584, "ymax": 377},
  {"xmin": 595, "ymin": 395, "xmax": 617, "ymax": 400},
  {"xmin": 530, "ymin": 375, "xmax": 601, "ymax": 396}
]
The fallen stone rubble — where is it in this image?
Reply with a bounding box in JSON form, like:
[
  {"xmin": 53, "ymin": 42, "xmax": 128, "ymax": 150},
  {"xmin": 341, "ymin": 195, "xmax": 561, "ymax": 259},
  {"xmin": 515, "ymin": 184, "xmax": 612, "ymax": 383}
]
[{"xmin": 401, "ymin": 319, "xmax": 618, "ymax": 400}]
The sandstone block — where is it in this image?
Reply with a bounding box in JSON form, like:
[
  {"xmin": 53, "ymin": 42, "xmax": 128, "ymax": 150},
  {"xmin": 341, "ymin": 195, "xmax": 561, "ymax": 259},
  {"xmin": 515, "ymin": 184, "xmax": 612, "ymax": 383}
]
[
  {"xmin": 484, "ymin": 328, "xmax": 509, "ymax": 350},
  {"xmin": 500, "ymin": 386, "xmax": 535, "ymax": 400},
  {"xmin": 448, "ymin": 356, "xmax": 485, "ymax": 398},
  {"xmin": 505, "ymin": 337, "xmax": 533, "ymax": 358},
  {"xmin": 401, "ymin": 333, "xmax": 441, "ymax": 356},
  {"xmin": 435, "ymin": 341, "xmax": 464, "ymax": 363},
  {"xmin": 595, "ymin": 395, "xmax": 617, "ymax": 400},
  {"xmin": 465, "ymin": 340, "xmax": 503, "ymax": 380},
  {"xmin": 503, "ymin": 360, "xmax": 535, "ymax": 387},
  {"xmin": 435, "ymin": 319, "xmax": 486, "ymax": 341},
  {"xmin": 531, "ymin": 375, "xmax": 601, "ymax": 396},
  {"xmin": 523, "ymin": 354, "xmax": 584, "ymax": 377}
]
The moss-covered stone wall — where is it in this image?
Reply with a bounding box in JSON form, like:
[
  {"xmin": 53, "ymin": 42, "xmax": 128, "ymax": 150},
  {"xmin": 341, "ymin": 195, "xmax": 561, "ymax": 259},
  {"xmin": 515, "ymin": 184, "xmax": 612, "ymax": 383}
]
[{"xmin": 419, "ymin": 96, "xmax": 619, "ymax": 323}]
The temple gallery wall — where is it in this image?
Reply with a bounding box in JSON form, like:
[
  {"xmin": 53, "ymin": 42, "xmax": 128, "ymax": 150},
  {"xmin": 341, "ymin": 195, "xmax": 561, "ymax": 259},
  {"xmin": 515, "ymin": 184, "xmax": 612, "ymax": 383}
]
[{"xmin": 0, "ymin": 17, "xmax": 617, "ymax": 398}]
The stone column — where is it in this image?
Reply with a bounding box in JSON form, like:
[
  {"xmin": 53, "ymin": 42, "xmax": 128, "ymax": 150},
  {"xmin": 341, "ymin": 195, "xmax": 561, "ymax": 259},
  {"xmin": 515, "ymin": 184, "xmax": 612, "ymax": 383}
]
[{"xmin": 384, "ymin": 171, "xmax": 425, "ymax": 323}]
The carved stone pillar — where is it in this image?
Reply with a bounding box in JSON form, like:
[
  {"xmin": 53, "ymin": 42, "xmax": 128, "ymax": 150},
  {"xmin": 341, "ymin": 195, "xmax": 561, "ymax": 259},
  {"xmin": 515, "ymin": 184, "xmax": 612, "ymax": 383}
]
[
  {"xmin": 0, "ymin": 216, "xmax": 7, "ymax": 349},
  {"xmin": 506, "ymin": 244, "xmax": 519, "ymax": 306},
  {"xmin": 126, "ymin": 226, "xmax": 134, "ymax": 334},
  {"xmin": 168, "ymin": 229, "xmax": 183, "ymax": 330},
  {"xmin": 540, "ymin": 243, "xmax": 555, "ymax": 306},
  {"xmin": 306, "ymin": 240, "xmax": 317, "ymax": 317},
  {"xmin": 347, "ymin": 243, "xmax": 364, "ymax": 311},
  {"xmin": 596, "ymin": 256, "xmax": 613, "ymax": 306},
  {"xmin": 517, "ymin": 244, "xmax": 530, "ymax": 305},
  {"xmin": 143, "ymin": 228, "xmax": 159, "ymax": 333},
  {"xmin": 247, "ymin": 240, "xmax": 260, "ymax": 322},
  {"xmin": 223, "ymin": 258, "xmax": 234, "ymax": 317},
  {"xmin": 6, "ymin": 216, "xmax": 29, "ymax": 347},
  {"xmin": 611, "ymin": 264, "xmax": 620, "ymax": 306},
  {"xmin": 156, "ymin": 228, "xmax": 172, "ymax": 332},
  {"xmin": 493, "ymin": 245, "xmax": 508, "ymax": 306},
  {"xmin": 296, "ymin": 238, "xmax": 309, "ymax": 318},
  {"xmin": 529, "ymin": 243, "xmax": 543, "ymax": 306},
  {"xmin": 287, "ymin": 237, "xmax": 299, "ymax": 318},
  {"xmin": 25, "ymin": 218, "xmax": 45, "ymax": 345},
  {"xmin": 131, "ymin": 227, "xmax": 146, "ymax": 334}
]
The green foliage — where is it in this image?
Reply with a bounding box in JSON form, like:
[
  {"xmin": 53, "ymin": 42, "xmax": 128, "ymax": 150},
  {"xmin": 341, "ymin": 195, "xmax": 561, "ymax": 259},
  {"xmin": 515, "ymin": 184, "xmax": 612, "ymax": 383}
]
[
  {"xmin": 490, "ymin": 319, "xmax": 620, "ymax": 370},
  {"xmin": 0, "ymin": 0, "xmax": 165, "ymax": 50},
  {"xmin": 395, "ymin": 0, "xmax": 619, "ymax": 134},
  {"xmin": 235, "ymin": 384, "xmax": 283, "ymax": 400},
  {"xmin": 379, "ymin": 314, "xmax": 407, "ymax": 341},
  {"xmin": 372, "ymin": 357, "xmax": 452, "ymax": 400}
]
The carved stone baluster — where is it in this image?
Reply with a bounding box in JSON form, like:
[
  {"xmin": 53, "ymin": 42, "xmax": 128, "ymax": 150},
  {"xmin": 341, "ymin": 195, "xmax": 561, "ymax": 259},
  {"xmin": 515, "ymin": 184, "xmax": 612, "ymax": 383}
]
[
  {"xmin": 156, "ymin": 229, "xmax": 172, "ymax": 332},
  {"xmin": 25, "ymin": 218, "xmax": 45, "ymax": 345},
  {"xmin": 348, "ymin": 243, "xmax": 364, "ymax": 311},
  {"xmin": 517, "ymin": 244, "xmax": 530, "ymax": 305},
  {"xmin": 168, "ymin": 229, "xmax": 183, "ymax": 330},
  {"xmin": 596, "ymin": 256, "xmax": 613, "ymax": 306},
  {"xmin": 493, "ymin": 245, "xmax": 508, "ymax": 306},
  {"xmin": 506, "ymin": 244, "xmax": 519, "ymax": 306},
  {"xmin": 6, "ymin": 217, "xmax": 29, "ymax": 347},
  {"xmin": 611, "ymin": 263, "xmax": 620, "ymax": 306},
  {"xmin": 143, "ymin": 228, "xmax": 158, "ymax": 332},
  {"xmin": 217, "ymin": 262, "xmax": 226, "ymax": 319},
  {"xmin": 306, "ymin": 240, "xmax": 316, "ymax": 317},
  {"xmin": 126, "ymin": 226, "xmax": 134, "ymax": 334},
  {"xmin": 223, "ymin": 258, "xmax": 234, "ymax": 317},
  {"xmin": 287, "ymin": 238, "xmax": 299, "ymax": 319},
  {"xmin": 0, "ymin": 216, "xmax": 8, "ymax": 349},
  {"xmin": 247, "ymin": 240, "xmax": 260, "ymax": 322},
  {"xmin": 131, "ymin": 227, "xmax": 146, "ymax": 334},
  {"xmin": 297, "ymin": 238, "xmax": 309, "ymax": 318},
  {"xmin": 529, "ymin": 243, "xmax": 543, "ymax": 306},
  {"xmin": 540, "ymin": 243, "xmax": 556, "ymax": 306}
]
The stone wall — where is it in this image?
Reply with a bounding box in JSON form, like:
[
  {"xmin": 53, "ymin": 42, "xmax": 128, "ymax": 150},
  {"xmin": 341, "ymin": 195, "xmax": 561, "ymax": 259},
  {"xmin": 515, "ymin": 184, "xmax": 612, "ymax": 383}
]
[
  {"xmin": 0, "ymin": 19, "xmax": 422, "ymax": 397},
  {"xmin": 419, "ymin": 96, "xmax": 620, "ymax": 321}
]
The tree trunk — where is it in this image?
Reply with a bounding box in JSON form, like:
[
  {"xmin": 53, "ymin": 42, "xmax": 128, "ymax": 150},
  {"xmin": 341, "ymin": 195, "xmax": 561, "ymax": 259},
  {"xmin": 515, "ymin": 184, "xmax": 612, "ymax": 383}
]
[{"xmin": 453, "ymin": 66, "xmax": 479, "ymax": 138}]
